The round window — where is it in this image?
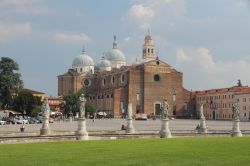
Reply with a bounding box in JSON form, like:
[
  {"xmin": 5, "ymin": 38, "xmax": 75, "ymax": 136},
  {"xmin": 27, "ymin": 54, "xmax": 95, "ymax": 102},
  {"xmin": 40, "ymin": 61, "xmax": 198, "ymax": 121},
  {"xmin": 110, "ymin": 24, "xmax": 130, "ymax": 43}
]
[
  {"xmin": 154, "ymin": 74, "xmax": 160, "ymax": 81},
  {"xmin": 83, "ymin": 79, "xmax": 91, "ymax": 87}
]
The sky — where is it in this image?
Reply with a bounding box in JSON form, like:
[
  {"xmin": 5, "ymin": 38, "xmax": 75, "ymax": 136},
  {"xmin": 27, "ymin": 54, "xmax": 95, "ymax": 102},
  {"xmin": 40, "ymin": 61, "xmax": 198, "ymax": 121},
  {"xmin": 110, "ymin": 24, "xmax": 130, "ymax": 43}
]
[{"xmin": 0, "ymin": 0, "xmax": 250, "ymax": 96}]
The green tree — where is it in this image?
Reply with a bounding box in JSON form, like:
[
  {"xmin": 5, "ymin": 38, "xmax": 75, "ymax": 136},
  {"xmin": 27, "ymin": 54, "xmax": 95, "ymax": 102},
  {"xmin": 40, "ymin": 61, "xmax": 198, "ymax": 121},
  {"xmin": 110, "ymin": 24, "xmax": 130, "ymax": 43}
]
[
  {"xmin": 0, "ymin": 57, "xmax": 23, "ymax": 109},
  {"xmin": 13, "ymin": 90, "xmax": 41, "ymax": 116},
  {"xmin": 85, "ymin": 101, "xmax": 96, "ymax": 116},
  {"xmin": 63, "ymin": 92, "xmax": 96, "ymax": 117},
  {"xmin": 64, "ymin": 92, "xmax": 80, "ymax": 115}
]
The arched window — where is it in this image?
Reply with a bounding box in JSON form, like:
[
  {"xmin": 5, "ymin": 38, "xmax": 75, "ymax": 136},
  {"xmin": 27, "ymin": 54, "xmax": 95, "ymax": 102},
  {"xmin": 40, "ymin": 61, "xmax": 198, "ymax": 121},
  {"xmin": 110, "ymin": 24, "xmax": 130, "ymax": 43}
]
[
  {"xmin": 151, "ymin": 48, "xmax": 153, "ymax": 53},
  {"xmin": 120, "ymin": 73, "xmax": 125, "ymax": 83},
  {"xmin": 102, "ymin": 78, "xmax": 106, "ymax": 86},
  {"xmin": 148, "ymin": 48, "xmax": 150, "ymax": 53},
  {"xmin": 154, "ymin": 74, "xmax": 160, "ymax": 81},
  {"xmin": 111, "ymin": 76, "xmax": 115, "ymax": 84}
]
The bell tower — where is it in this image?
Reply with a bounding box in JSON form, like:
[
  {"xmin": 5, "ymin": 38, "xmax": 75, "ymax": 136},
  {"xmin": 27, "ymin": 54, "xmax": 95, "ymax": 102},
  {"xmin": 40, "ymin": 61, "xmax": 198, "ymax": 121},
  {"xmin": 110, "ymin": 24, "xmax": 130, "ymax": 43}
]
[{"xmin": 142, "ymin": 29, "xmax": 156, "ymax": 61}]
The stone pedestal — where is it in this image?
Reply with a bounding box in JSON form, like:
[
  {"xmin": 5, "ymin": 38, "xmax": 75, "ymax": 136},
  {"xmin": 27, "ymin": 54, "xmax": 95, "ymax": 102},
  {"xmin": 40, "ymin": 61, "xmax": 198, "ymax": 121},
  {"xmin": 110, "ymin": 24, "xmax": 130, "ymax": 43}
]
[
  {"xmin": 160, "ymin": 118, "xmax": 172, "ymax": 138},
  {"xmin": 69, "ymin": 116, "xmax": 73, "ymax": 122},
  {"xmin": 231, "ymin": 119, "xmax": 242, "ymax": 137},
  {"xmin": 126, "ymin": 103, "xmax": 135, "ymax": 134},
  {"xmin": 76, "ymin": 118, "xmax": 89, "ymax": 140},
  {"xmin": 126, "ymin": 118, "xmax": 135, "ymax": 134},
  {"xmin": 40, "ymin": 119, "xmax": 50, "ymax": 135},
  {"xmin": 198, "ymin": 118, "xmax": 208, "ymax": 134}
]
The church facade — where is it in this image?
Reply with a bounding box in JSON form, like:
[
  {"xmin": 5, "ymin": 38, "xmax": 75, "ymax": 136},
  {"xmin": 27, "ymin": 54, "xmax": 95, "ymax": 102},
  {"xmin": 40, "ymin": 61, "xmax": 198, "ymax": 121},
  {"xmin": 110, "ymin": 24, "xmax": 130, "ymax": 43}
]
[{"xmin": 58, "ymin": 32, "xmax": 191, "ymax": 118}]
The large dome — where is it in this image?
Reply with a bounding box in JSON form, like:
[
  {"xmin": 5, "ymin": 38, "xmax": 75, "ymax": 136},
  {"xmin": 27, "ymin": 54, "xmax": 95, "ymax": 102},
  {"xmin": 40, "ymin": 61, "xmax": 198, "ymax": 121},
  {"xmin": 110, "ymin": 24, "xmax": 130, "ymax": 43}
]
[
  {"xmin": 105, "ymin": 35, "xmax": 126, "ymax": 62},
  {"xmin": 105, "ymin": 49, "xmax": 125, "ymax": 62},
  {"xmin": 72, "ymin": 51, "xmax": 94, "ymax": 67}
]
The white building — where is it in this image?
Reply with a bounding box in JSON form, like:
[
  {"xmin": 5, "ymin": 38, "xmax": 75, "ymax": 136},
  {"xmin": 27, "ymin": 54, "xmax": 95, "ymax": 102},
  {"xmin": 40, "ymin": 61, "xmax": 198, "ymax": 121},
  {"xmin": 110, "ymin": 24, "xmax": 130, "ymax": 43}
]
[{"xmin": 235, "ymin": 88, "xmax": 250, "ymax": 121}]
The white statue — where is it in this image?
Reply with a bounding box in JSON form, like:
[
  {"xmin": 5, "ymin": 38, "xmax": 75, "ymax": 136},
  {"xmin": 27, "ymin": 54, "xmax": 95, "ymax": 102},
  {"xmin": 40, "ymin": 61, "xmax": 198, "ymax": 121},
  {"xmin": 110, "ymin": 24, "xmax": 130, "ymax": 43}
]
[
  {"xmin": 161, "ymin": 98, "xmax": 169, "ymax": 119},
  {"xmin": 199, "ymin": 104, "xmax": 205, "ymax": 119},
  {"xmin": 40, "ymin": 98, "xmax": 50, "ymax": 135},
  {"xmin": 79, "ymin": 94, "xmax": 87, "ymax": 119},
  {"xmin": 232, "ymin": 103, "xmax": 240, "ymax": 120}
]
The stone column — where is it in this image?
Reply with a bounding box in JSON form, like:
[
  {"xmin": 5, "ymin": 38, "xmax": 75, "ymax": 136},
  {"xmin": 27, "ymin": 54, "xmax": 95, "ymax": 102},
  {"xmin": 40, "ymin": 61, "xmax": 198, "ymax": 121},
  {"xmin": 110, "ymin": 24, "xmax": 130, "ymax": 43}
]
[
  {"xmin": 126, "ymin": 103, "xmax": 135, "ymax": 134},
  {"xmin": 76, "ymin": 94, "xmax": 89, "ymax": 140},
  {"xmin": 40, "ymin": 98, "xmax": 51, "ymax": 135},
  {"xmin": 231, "ymin": 102, "xmax": 242, "ymax": 137},
  {"xmin": 159, "ymin": 98, "xmax": 172, "ymax": 138}
]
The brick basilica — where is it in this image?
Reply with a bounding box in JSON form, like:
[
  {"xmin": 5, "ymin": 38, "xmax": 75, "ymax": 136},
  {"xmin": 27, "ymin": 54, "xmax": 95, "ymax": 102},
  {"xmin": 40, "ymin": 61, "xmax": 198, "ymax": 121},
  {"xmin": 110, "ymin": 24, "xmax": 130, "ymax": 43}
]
[{"xmin": 58, "ymin": 32, "xmax": 191, "ymax": 118}]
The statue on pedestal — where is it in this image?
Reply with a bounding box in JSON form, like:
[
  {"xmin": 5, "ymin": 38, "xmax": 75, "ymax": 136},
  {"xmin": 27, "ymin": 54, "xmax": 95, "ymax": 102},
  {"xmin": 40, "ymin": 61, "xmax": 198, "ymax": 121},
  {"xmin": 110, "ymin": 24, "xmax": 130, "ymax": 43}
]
[
  {"xmin": 231, "ymin": 101, "xmax": 242, "ymax": 137},
  {"xmin": 197, "ymin": 104, "xmax": 208, "ymax": 133},
  {"xmin": 40, "ymin": 98, "xmax": 51, "ymax": 135},
  {"xmin": 76, "ymin": 93, "xmax": 88, "ymax": 140},
  {"xmin": 159, "ymin": 98, "xmax": 171, "ymax": 138}
]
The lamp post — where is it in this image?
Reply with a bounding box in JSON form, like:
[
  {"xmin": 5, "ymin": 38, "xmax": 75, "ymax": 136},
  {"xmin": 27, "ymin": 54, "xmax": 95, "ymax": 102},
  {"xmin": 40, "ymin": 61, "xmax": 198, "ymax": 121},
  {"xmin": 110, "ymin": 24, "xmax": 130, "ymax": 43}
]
[{"xmin": 173, "ymin": 90, "xmax": 176, "ymax": 117}]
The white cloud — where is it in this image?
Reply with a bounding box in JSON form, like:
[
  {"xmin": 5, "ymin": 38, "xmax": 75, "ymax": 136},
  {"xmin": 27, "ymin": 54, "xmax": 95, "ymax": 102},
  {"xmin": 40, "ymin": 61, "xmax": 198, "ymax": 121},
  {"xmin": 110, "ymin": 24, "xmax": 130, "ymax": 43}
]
[
  {"xmin": 124, "ymin": 36, "xmax": 131, "ymax": 42},
  {"xmin": 0, "ymin": 22, "xmax": 32, "ymax": 42},
  {"xmin": 54, "ymin": 32, "xmax": 91, "ymax": 44},
  {"xmin": 175, "ymin": 47, "xmax": 250, "ymax": 89},
  {"xmin": 0, "ymin": 0, "xmax": 42, "ymax": 5},
  {"xmin": 237, "ymin": 0, "xmax": 250, "ymax": 7},
  {"xmin": 14, "ymin": 6, "xmax": 49, "ymax": 14},
  {"xmin": 127, "ymin": 4, "xmax": 154, "ymax": 25},
  {"xmin": 176, "ymin": 48, "xmax": 190, "ymax": 63},
  {"xmin": 124, "ymin": 0, "xmax": 186, "ymax": 30}
]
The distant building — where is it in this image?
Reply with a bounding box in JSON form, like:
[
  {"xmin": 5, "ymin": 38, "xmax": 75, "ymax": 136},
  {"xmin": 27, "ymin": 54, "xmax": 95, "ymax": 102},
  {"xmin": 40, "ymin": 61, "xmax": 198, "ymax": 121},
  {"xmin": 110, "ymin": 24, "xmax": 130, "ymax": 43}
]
[
  {"xmin": 235, "ymin": 88, "xmax": 250, "ymax": 121},
  {"xmin": 57, "ymin": 69, "xmax": 84, "ymax": 96},
  {"xmin": 57, "ymin": 32, "xmax": 191, "ymax": 118},
  {"xmin": 12, "ymin": 88, "xmax": 45, "ymax": 102},
  {"xmin": 47, "ymin": 97, "xmax": 63, "ymax": 112},
  {"xmin": 192, "ymin": 86, "xmax": 250, "ymax": 121}
]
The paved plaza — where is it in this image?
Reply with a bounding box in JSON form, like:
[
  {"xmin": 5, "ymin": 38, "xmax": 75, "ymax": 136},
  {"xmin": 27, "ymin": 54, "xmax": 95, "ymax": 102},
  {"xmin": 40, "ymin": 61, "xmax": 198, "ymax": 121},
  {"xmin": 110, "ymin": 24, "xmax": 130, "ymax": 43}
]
[{"xmin": 1, "ymin": 119, "xmax": 250, "ymax": 134}]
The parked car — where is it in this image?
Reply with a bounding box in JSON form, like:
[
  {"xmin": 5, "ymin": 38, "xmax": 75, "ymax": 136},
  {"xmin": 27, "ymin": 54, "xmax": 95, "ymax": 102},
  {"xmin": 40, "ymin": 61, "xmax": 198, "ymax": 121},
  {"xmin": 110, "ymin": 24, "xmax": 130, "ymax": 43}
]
[
  {"xmin": 6, "ymin": 117, "xmax": 18, "ymax": 124},
  {"xmin": 0, "ymin": 119, "xmax": 6, "ymax": 125},
  {"xmin": 15, "ymin": 117, "xmax": 29, "ymax": 124},
  {"xmin": 28, "ymin": 117, "xmax": 40, "ymax": 124},
  {"xmin": 135, "ymin": 113, "xmax": 148, "ymax": 120},
  {"xmin": 96, "ymin": 111, "xmax": 107, "ymax": 119}
]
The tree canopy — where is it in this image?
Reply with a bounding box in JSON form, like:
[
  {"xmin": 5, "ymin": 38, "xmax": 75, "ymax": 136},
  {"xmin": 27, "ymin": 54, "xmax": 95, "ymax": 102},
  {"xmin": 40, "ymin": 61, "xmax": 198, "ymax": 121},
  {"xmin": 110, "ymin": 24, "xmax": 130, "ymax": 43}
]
[
  {"xmin": 0, "ymin": 57, "xmax": 23, "ymax": 109},
  {"xmin": 13, "ymin": 90, "xmax": 42, "ymax": 115},
  {"xmin": 63, "ymin": 92, "xmax": 96, "ymax": 117}
]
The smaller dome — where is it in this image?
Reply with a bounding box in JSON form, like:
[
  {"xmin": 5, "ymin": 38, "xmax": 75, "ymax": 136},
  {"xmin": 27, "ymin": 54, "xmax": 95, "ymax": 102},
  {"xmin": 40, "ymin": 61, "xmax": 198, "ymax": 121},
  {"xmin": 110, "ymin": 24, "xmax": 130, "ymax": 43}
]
[
  {"xmin": 72, "ymin": 50, "xmax": 94, "ymax": 67},
  {"xmin": 98, "ymin": 57, "xmax": 111, "ymax": 68}
]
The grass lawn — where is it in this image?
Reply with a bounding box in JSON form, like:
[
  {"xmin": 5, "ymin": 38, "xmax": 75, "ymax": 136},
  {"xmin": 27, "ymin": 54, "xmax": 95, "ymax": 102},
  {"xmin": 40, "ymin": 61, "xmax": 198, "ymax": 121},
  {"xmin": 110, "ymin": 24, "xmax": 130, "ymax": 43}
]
[{"xmin": 0, "ymin": 137, "xmax": 250, "ymax": 166}]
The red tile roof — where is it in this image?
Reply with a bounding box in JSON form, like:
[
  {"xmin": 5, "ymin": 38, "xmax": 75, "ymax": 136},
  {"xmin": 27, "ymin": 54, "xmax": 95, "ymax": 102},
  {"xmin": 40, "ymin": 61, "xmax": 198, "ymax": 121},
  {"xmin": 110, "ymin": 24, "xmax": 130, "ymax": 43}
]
[{"xmin": 192, "ymin": 86, "xmax": 249, "ymax": 95}]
